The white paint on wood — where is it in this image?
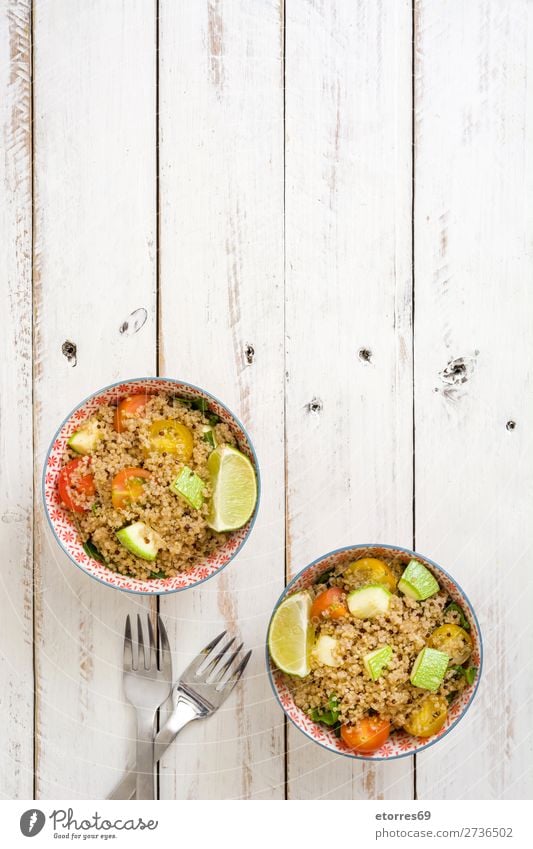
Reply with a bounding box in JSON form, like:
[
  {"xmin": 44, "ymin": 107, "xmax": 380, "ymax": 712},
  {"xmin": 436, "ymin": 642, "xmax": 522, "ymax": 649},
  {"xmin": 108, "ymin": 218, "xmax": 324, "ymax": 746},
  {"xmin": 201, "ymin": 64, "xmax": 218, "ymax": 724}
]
[
  {"xmin": 414, "ymin": 0, "xmax": 533, "ymax": 800},
  {"xmin": 32, "ymin": 0, "xmax": 157, "ymax": 798},
  {"xmin": 0, "ymin": 0, "xmax": 531, "ymax": 802},
  {"xmin": 158, "ymin": 0, "xmax": 285, "ymax": 799},
  {"xmin": 0, "ymin": 0, "xmax": 33, "ymax": 800},
  {"xmin": 285, "ymin": 0, "xmax": 414, "ymax": 799}
]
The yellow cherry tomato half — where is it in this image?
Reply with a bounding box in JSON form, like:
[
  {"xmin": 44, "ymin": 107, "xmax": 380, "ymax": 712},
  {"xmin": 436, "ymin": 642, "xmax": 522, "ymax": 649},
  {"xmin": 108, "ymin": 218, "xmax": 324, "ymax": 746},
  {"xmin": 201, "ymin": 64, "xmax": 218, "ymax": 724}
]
[
  {"xmin": 147, "ymin": 419, "xmax": 194, "ymax": 461},
  {"xmin": 427, "ymin": 624, "xmax": 472, "ymax": 666},
  {"xmin": 403, "ymin": 695, "xmax": 448, "ymax": 738},
  {"xmin": 343, "ymin": 557, "xmax": 398, "ymax": 592}
]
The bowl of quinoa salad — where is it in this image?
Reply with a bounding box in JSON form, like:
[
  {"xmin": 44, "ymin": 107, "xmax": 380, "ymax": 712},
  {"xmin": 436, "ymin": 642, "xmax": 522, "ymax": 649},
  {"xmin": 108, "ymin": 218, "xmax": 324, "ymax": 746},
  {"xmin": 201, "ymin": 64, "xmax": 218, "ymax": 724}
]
[
  {"xmin": 43, "ymin": 377, "xmax": 260, "ymax": 594},
  {"xmin": 267, "ymin": 544, "xmax": 482, "ymax": 760}
]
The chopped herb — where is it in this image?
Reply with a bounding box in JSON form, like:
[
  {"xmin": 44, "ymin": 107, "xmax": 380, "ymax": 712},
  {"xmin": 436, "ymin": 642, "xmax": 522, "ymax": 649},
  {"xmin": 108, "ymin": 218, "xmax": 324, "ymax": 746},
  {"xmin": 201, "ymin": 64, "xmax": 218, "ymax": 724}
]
[
  {"xmin": 450, "ymin": 664, "xmax": 478, "ymax": 685},
  {"xmin": 192, "ymin": 398, "xmax": 209, "ymax": 413},
  {"xmin": 444, "ymin": 601, "xmax": 470, "ymax": 631},
  {"xmin": 203, "ymin": 429, "xmax": 216, "ymax": 449},
  {"xmin": 310, "ymin": 695, "xmax": 340, "ymax": 727},
  {"xmin": 173, "ymin": 396, "xmax": 219, "ymax": 422},
  {"xmin": 82, "ymin": 539, "xmax": 106, "ymax": 564},
  {"xmin": 148, "ymin": 569, "xmax": 167, "ymax": 579},
  {"xmin": 464, "ymin": 666, "xmax": 478, "ymax": 685},
  {"xmin": 172, "ymin": 397, "xmax": 194, "ymax": 408},
  {"xmin": 91, "ymin": 502, "xmax": 100, "ymax": 515},
  {"xmin": 315, "ymin": 568, "xmax": 334, "ymax": 586},
  {"xmin": 446, "ymin": 691, "xmax": 457, "ymax": 704}
]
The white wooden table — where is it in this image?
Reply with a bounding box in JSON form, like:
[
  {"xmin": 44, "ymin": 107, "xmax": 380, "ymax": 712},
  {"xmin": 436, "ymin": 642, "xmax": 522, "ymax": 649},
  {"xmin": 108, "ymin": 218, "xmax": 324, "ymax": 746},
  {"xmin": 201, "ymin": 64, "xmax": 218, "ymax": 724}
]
[{"xmin": 1, "ymin": 0, "xmax": 532, "ymax": 801}]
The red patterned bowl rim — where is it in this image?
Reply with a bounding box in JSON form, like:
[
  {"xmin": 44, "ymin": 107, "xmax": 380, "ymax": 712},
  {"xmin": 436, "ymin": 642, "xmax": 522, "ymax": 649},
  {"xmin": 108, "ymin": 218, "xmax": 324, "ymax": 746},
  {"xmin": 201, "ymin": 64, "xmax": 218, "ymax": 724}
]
[
  {"xmin": 42, "ymin": 377, "xmax": 260, "ymax": 595},
  {"xmin": 266, "ymin": 544, "xmax": 483, "ymax": 761}
]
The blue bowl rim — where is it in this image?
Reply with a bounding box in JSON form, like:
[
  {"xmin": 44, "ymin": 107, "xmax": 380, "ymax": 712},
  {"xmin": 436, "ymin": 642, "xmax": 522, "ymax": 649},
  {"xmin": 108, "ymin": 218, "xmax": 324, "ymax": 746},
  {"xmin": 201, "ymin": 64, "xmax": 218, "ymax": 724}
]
[
  {"xmin": 42, "ymin": 375, "xmax": 261, "ymax": 596},
  {"xmin": 266, "ymin": 542, "xmax": 483, "ymax": 762}
]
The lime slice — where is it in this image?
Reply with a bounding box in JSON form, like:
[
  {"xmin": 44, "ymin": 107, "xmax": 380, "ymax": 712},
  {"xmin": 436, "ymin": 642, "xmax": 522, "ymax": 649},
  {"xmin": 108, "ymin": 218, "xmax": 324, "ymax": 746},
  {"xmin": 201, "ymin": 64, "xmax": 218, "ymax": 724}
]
[
  {"xmin": 206, "ymin": 446, "xmax": 257, "ymax": 532},
  {"xmin": 268, "ymin": 591, "xmax": 314, "ymax": 677},
  {"xmin": 410, "ymin": 647, "xmax": 449, "ymax": 691},
  {"xmin": 347, "ymin": 585, "xmax": 391, "ymax": 618},
  {"xmin": 363, "ymin": 644, "xmax": 393, "ymax": 680},
  {"xmin": 398, "ymin": 559, "xmax": 439, "ymax": 601}
]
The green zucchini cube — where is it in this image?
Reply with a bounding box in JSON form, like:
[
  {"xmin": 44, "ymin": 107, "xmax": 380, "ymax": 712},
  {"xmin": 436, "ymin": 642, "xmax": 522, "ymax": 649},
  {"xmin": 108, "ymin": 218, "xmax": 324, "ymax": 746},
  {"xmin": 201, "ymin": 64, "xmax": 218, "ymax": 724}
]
[{"xmin": 170, "ymin": 466, "xmax": 205, "ymax": 510}]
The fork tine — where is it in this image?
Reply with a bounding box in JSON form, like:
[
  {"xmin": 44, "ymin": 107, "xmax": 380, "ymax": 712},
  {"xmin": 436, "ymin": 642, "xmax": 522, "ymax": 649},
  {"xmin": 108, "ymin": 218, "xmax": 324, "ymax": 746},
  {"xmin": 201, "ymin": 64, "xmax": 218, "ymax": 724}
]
[
  {"xmin": 180, "ymin": 631, "xmax": 226, "ymax": 678},
  {"xmin": 217, "ymin": 649, "xmax": 252, "ymax": 693},
  {"xmin": 202, "ymin": 630, "xmax": 227, "ymax": 655},
  {"xmin": 158, "ymin": 614, "xmax": 172, "ymax": 679},
  {"xmin": 123, "ymin": 614, "xmax": 134, "ymax": 671},
  {"xmin": 146, "ymin": 614, "xmax": 156, "ymax": 670},
  {"xmin": 137, "ymin": 614, "xmax": 146, "ymax": 670},
  {"xmin": 213, "ymin": 642, "xmax": 243, "ymax": 683},
  {"xmin": 203, "ymin": 637, "xmax": 236, "ymax": 679}
]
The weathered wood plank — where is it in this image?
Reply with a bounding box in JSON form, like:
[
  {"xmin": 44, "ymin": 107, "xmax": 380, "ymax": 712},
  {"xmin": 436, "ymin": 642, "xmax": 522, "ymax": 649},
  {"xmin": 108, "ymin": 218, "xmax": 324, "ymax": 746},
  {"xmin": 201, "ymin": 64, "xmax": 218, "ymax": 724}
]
[
  {"xmin": 0, "ymin": 0, "xmax": 33, "ymax": 800},
  {"xmin": 158, "ymin": 0, "xmax": 285, "ymax": 799},
  {"xmin": 285, "ymin": 0, "xmax": 414, "ymax": 799},
  {"xmin": 414, "ymin": 0, "xmax": 533, "ymax": 799},
  {"xmin": 32, "ymin": 0, "xmax": 156, "ymax": 798}
]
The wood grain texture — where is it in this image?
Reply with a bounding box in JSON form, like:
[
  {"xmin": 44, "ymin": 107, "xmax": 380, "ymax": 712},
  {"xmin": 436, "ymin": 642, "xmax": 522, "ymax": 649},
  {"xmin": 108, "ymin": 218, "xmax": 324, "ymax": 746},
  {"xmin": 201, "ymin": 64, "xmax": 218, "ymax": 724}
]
[
  {"xmin": 0, "ymin": 0, "xmax": 531, "ymax": 802},
  {"xmin": 32, "ymin": 0, "xmax": 157, "ymax": 798},
  {"xmin": 414, "ymin": 0, "xmax": 533, "ymax": 799},
  {"xmin": 158, "ymin": 0, "xmax": 285, "ymax": 799},
  {"xmin": 285, "ymin": 0, "xmax": 414, "ymax": 799},
  {"xmin": 0, "ymin": 0, "xmax": 33, "ymax": 800}
]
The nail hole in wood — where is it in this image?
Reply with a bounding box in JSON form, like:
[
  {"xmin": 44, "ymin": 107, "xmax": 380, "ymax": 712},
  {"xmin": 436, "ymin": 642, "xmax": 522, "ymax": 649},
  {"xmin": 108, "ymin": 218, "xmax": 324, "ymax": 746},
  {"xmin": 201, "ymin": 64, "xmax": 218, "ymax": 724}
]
[
  {"xmin": 358, "ymin": 347, "xmax": 372, "ymax": 364},
  {"xmin": 244, "ymin": 343, "xmax": 255, "ymax": 364},
  {"xmin": 120, "ymin": 307, "xmax": 148, "ymax": 336},
  {"xmin": 506, "ymin": 420, "xmax": 516, "ymax": 431},
  {"xmin": 440, "ymin": 354, "xmax": 477, "ymax": 387},
  {"xmin": 308, "ymin": 397, "xmax": 323, "ymax": 414},
  {"xmin": 62, "ymin": 340, "xmax": 77, "ymax": 367}
]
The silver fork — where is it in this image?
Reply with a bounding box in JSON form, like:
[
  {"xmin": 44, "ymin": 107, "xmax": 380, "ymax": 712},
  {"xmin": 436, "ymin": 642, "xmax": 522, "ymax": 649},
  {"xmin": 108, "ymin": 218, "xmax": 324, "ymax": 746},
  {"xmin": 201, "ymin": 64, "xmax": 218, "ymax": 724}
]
[
  {"xmin": 122, "ymin": 613, "xmax": 173, "ymax": 800},
  {"xmin": 109, "ymin": 630, "xmax": 251, "ymax": 800}
]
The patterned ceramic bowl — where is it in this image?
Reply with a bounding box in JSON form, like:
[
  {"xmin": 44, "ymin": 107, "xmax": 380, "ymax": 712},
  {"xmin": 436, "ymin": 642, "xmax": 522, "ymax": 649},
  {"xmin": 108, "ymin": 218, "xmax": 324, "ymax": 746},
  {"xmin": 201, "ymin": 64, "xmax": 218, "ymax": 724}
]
[
  {"xmin": 43, "ymin": 377, "xmax": 260, "ymax": 594},
  {"xmin": 267, "ymin": 544, "xmax": 482, "ymax": 760}
]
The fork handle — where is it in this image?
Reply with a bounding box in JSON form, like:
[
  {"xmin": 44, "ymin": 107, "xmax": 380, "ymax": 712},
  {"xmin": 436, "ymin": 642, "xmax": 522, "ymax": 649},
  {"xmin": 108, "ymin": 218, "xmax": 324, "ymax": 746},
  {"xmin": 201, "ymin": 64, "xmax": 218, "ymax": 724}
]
[
  {"xmin": 135, "ymin": 710, "xmax": 156, "ymax": 800},
  {"xmin": 108, "ymin": 696, "xmax": 198, "ymax": 800}
]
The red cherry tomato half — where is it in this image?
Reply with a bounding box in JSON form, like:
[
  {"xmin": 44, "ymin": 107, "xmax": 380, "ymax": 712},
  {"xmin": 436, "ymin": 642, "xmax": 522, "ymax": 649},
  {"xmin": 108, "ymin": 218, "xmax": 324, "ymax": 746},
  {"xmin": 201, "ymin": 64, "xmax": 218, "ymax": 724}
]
[
  {"xmin": 58, "ymin": 458, "xmax": 96, "ymax": 513},
  {"xmin": 113, "ymin": 394, "xmax": 151, "ymax": 432},
  {"xmin": 340, "ymin": 717, "xmax": 390, "ymax": 753},
  {"xmin": 112, "ymin": 467, "xmax": 151, "ymax": 509},
  {"xmin": 310, "ymin": 587, "xmax": 348, "ymax": 622}
]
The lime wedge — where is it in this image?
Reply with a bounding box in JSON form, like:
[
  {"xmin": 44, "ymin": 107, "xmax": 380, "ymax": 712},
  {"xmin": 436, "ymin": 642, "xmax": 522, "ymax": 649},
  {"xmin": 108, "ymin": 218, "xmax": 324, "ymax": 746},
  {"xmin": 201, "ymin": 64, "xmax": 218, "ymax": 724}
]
[
  {"xmin": 206, "ymin": 446, "xmax": 258, "ymax": 532},
  {"xmin": 268, "ymin": 591, "xmax": 314, "ymax": 677},
  {"xmin": 398, "ymin": 559, "xmax": 440, "ymax": 601},
  {"xmin": 363, "ymin": 644, "xmax": 393, "ymax": 680},
  {"xmin": 410, "ymin": 647, "xmax": 449, "ymax": 691},
  {"xmin": 347, "ymin": 585, "xmax": 391, "ymax": 618}
]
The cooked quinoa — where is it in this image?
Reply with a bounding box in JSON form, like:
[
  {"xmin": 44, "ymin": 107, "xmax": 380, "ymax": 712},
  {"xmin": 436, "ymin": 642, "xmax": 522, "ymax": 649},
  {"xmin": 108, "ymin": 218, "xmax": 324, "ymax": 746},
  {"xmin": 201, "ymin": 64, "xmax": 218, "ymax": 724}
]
[
  {"xmin": 283, "ymin": 552, "xmax": 474, "ymax": 740},
  {"xmin": 59, "ymin": 394, "xmax": 238, "ymax": 580}
]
